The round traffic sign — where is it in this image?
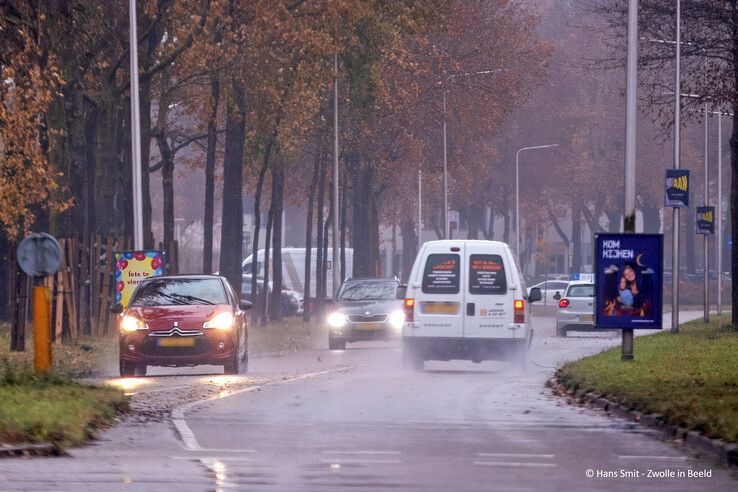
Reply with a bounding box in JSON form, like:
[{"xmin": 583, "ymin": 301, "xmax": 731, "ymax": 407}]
[{"xmin": 16, "ymin": 233, "xmax": 63, "ymax": 277}]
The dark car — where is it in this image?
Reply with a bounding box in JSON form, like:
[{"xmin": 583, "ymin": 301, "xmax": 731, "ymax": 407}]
[
  {"xmin": 116, "ymin": 275, "xmax": 251, "ymax": 377},
  {"xmin": 326, "ymin": 278, "xmax": 405, "ymax": 350}
]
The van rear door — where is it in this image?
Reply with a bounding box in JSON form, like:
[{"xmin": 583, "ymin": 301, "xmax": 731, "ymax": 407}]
[
  {"xmin": 412, "ymin": 247, "xmax": 464, "ymax": 338},
  {"xmin": 463, "ymin": 244, "xmax": 515, "ymax": 339}
]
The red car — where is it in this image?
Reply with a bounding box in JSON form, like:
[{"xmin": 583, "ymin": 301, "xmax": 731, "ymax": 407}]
[{"xmin": 115, "ymin": 275, "xmax": 250, "ymax": 377}]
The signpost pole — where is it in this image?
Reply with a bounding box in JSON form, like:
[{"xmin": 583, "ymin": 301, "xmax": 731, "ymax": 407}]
[
  {"xmin": 717, "ymin": 112, "xmax": 723, "ymax": 315},
  {"xmin": 32, "ymin": 281, "xmax": 52, "ymax": 376},
  {"xmin": 621, "ymin": 0, "xmax": 638, "ymax": 360},
  {"xmin": 703, "ymin": 103, "xmax": 710, "ymax": 323}
]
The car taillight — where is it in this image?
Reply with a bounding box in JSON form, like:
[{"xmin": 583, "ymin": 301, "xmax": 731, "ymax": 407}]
[
  {"xmin": 514, "ymin": 299, "xmax": 524, "ymax": 323},
  {"xmin": 404, "ymin": 298, "xmax": 415, "ymax": 322},
  {"xmin": 559, "ymin": 298, "xmax": 570, "ymax": 308}
]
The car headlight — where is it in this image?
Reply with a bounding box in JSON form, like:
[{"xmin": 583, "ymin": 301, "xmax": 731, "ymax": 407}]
[
  {"xmin": 120, "ymin": 315, "xmax": 148, "ymax": 332},
  {"xmin": 203, "ymin": 311, "xmax": 235, "ymax": 330},
  {"xmin": 389, "ymin": 310, "xmax": 405, "ymax": 330},
  {"xmin": 327, "ymin": 312, "xmax": 347, "ymax": 328}
]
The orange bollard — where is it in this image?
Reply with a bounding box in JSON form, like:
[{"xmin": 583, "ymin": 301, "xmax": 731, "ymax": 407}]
[{"xmin": 33, "ymin": 285, "xmax": 52, "ymax": 376}]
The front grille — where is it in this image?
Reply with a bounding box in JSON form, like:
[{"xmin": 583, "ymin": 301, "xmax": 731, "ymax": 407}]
[
  {"xmin": 141, "ymin": 335, "xmax": 211, "ymax": 357},
  {"xmin": 148, "ymin": 327, "xmax": 204, "ymax": 337},
  {"xmin": 348, "ymin": 314, "xmax": 388, "ymax": 323}
]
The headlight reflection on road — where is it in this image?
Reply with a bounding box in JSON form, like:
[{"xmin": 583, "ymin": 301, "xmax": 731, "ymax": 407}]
[
  {"xmin": 203, "ymin": 374, "xmax": 242, "ymax": 386},
  {"xmin": 202, "ymin": 458, "xmax": 228, "ymax": 491},
  {"xmin": 107, "ymin": 377, "xmax": 151, "ymax": 395}
]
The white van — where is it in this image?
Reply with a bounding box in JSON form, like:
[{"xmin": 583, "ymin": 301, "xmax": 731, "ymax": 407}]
[
  {"xmin": 402, "ymin": 240, "xmax": 541, "ymax": 369},
  {"xmin": 242, "ymin": 248, "xmax": 353, "ymax": 298}
]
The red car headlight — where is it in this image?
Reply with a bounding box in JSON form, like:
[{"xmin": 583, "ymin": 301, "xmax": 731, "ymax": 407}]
[
  {"xmin": 120, "ymin": 315, "xmax": 148, "ymax": 332},
  {"xmin": 203, "ymin": 311, "xmax": 235, "ymax": 330}
]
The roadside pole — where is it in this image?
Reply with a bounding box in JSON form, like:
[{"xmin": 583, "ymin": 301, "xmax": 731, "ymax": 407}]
[
  {"xmin": 418, "ymin": 169, "xmax": 422, "ymax": 253},
  {"xmin": 621, "ymin": 0, "xmax": 638, "ymax": 360},
  {"xmin": 129, "ymin": 0, "xmax": 144, "ymax": 250},
  {"xmin": 703, "ymin": 102, "xmax": 710, "ymax": 323},
  {"xmin": 671, "ymin": 0, "xmax": 682, "ymax": 334},
  {"xmin": 16, "ymin": 234, "xmax": 62, "ymax": 376},
  {"xmin": 332, "ymin": 53, "xmax": 340, "ymax": 299},
  {"xmin": 717, "ymin": 112, "xmax": 723, "ymax": 315}
]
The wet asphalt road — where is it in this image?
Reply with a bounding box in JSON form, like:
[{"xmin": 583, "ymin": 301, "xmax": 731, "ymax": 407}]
[{"xmin": 1, "ymin": 311, "xmax": 737, "ymax": 491}]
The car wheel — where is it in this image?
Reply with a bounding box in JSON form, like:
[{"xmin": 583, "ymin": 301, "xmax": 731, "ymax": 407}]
[
  {"xmin": 241, "ymin": 351, "xmax": 249, "ymax": 373},
  {"xmin": 135, "ymin": 364, "xmax": 147, "ymax": 377},
  {"xmin": 119, "ymin": 359, "xmax": 136, "ymax": 378},
  {"xmin": 328, "ymin": 334, "xmax": 346, "ymax": 351},
  {"xmin": 224, "ymin": 349, "xmax": 241, "ymax": 375}
]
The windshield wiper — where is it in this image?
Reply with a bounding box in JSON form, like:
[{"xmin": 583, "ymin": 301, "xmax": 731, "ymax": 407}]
[{"xmin": 168, "ymin": 293, "xmax": 215, "ymax": 305}]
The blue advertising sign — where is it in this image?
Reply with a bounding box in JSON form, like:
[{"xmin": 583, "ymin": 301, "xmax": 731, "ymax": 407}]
[
  {"xmin": 595, "ymin": 234, "xmax": 663, "ymax": 330},
  {"xmin": 664, "ymin": 169, "xmax": 689, "ymax": 208},
  {"xmin": 696, "ymin": 206, "xmax": 715, "ymax": 235}
]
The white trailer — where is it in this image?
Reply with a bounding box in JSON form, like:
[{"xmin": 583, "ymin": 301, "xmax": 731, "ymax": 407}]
[{"xmin": 242, "ymin": 248, "xmax": 353, "ymax": 298}]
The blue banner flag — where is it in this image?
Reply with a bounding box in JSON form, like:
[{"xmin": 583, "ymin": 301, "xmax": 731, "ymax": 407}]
[{"xmin": 665, "ymin": 169, "xmax": 689, "ymax": 208}]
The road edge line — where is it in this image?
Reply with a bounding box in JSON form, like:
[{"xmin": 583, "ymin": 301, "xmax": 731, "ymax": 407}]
[{"xmin": 171, "ymin": 366, "xmax": 350, "ymax": 451}]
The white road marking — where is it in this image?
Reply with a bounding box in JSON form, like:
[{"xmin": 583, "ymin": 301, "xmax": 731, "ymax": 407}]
[
  {"xmin": 322, "ymin": 450, "xmax": 402, "ymax": 455},
  {"xmin": 473, "ymin": 461, "xmax": 558, "ymax": 468},
  {"xmin": 320, "ymin": 458, "xmax": 403, "ymax": 464},
  {"xmin": 172, "ymin": 456, "xmax": 253, "ymax": 462},
  {"xmin": 617, "ymin": 455, "xmax": 689, "ymax": 461},
  {"xmin": 172, "ymin": 367, "xmax": 350, "ymax": 451},
  {"xmin": 477, "ymin": 453, "xmax": 554, "ymax": 459}
]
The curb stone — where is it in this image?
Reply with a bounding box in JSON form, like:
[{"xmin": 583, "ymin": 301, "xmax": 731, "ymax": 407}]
[
  {"xmin": 549, "ymin": 374, "xmax": 737, "ymax": 467},
  {"xmin": 0, "ymin": 443, "xmax": 61, "ymax": 458}
]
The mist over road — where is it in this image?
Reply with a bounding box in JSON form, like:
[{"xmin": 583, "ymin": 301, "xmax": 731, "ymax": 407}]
[{"xmin": 1, "ymin": 312, "xmax": 736, "ymax": 491}]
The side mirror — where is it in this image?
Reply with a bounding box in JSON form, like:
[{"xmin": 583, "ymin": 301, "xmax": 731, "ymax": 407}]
[
  {"xmin": 396, "ymin": 285, "xmax": 407, "ymax": 300},
  {"xmin": 553, "ymin": 291, "xmax": 561, "ymax": 301},
  {"xmin": 239, "ymin": 300, "xmax": 253, "ymax": 310},
  {"xmin": 528, "ymin": 287, "xmax": 542, "ymax": 302},
  {"xmin": 110, "ymin": 303, "xmax": 124, "ymax": 314}
]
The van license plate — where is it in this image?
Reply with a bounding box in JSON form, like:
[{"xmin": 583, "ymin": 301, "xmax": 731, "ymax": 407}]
[
  {"xmin": 356, "ymin": 323, "xmax": 379, "ymax": 330},
  {"xmin": 158, "ymin": 337, "xmax": 195, "ymax": 347},
  {"xmin": 580, "ymin": 314, "xmax": 593, "ymax": 322},
  {"xmin": 421, "ymin": 302, "xmax": 460, "ymax": 315}
]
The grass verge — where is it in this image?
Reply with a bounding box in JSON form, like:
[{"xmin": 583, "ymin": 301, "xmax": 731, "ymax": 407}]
[
  {"xmin": 0, "ymin": 324, "xmax": 117, "ymax": 377},
  {"xmin": 0, "ymin": 367, "xmax": 127, "ymax": 447},
  {"xmin": 557, "ymin": 315, "xmax": 738, "ymax": 444},
  {"xmin": 249, "ymin": 316, "xmax": 318, "ymax": 354}
]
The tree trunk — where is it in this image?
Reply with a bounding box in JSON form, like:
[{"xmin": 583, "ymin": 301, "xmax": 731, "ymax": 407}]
[
  {"xmin": 269, "ymin": 167, "xmax": 284, "ymax": 320},
  {"xmin": 502, "ymin": 193, "xmax": 511, "ymax": 244},
  {"xmin": 303, "ymin": 150, "xmax": 320, "ymax": 322},
  {"xmin": 0, "ymin": 232, "xmax": 10, "ymax": 320},
  {"xmin": 348, "ymin": 153, "xmax": 380, "ymax": 276},
  {"xmin": 261, "ymin": 196, "xmax": 274, "ymax": 328},
  {"xmin": 250, "ymin": 140, "xmax": 272, "ymax": 324},
  {"xmin": 84, "ymin": 101, "xmax": 98, "ymax": 237},
  {"xmin": 400, "ymin": 219, "xmax": 417, "ymax": 283},
  {"xmin": 155, "ymin": 72, "xmax": 177, "ymax": 273},
  {"xmin": 571, "ymin": 201, "xmax": 582, "ymax": 274},
  {"xmin": 218, "ymin": 80, "xmax": 246, "ymax": 297},
  {"xmin": 340, "ymin": 166, "xmax": 348, "ymax": 283},
  {"xmin": 315, "ymin": 155, "xmax": 326, "ymax": 307},
  {"xmin": 203, "ymin": 76, "xmax": 220, "ymax": 273},
  {"xmin": 322, "ymin": 199, "xmax": 333, "ymax": 307}
]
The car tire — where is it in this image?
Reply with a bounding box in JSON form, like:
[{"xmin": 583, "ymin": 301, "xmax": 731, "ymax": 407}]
[
  {"xmin": 328, "ymin": 335, "xmax": 346, "ymax": 351},
  {"xmin": 119, "ymin": 359, "xmax": 136, "ymax": 378},
  {"xmin": 241, "ymin": 351, "xmax": 249, "ymax": 373},
  {"xmin": 135, "ymin": 364, "xmax": 147, "ymax": 377},
  {"xmin": 224, "ymin": 347, "xmax": 241, "ymax": 375}
]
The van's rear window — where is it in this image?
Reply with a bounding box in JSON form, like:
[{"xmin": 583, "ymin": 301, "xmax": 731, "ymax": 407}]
[
  {"xmin": 422, "ymin": 254, "xmax": 460, "ymax": 294},
  {"xmin": 469, "ymin": 255, "xmax": 507, "ymax": 294}
]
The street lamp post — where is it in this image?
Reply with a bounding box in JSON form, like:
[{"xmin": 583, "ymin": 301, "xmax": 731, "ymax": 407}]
[
  {"xmin": 515, "ymin": 144, "xmax": 559, "ymax": 259},
  {"xmin": 129, "ymin": 0, "xmax": 143, "ymax": 250},
  {"xmin": 703, "ymin": 102, "xmax": 709, "ymax": 323},
  {"xmin": 672, "ymin": 0, "xmax": 682, "ymax": 334},
  {"xmin": 332, "ymin": 53, "xmax": 340, "ymax": 300}
]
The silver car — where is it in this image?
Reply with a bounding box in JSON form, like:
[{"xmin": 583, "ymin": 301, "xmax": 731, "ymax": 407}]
[
  {"xmin": 555, "ymin": 281, "xmax": 595, "ymax": 337},
  {"xmin": 326, "ymin": 278, "xmax": 405, "ymax": 350}
]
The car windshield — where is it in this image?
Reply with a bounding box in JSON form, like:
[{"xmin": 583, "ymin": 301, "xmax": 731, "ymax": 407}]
[
  {"xmin": 339, "ymin": 281, "xmax": 397, "ymax": 301},
  {"xmin": 130, "ymin": 278, "xmax": 227, "ymax": 306},
  {"xmin": 567, "ymin": 284, "xmax": 594, "ymax": 297}
]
